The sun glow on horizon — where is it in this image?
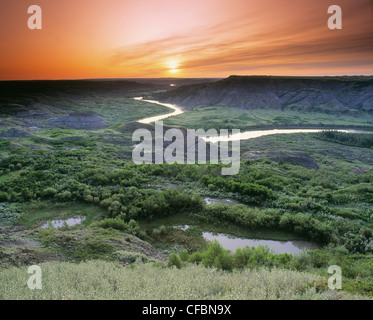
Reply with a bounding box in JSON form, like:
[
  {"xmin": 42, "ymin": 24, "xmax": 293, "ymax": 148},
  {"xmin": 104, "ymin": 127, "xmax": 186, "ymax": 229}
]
[
  {"xmin": 168, "ymin": 68, "xmax": 180, "ymax": 74},
  {"xmin": 167, "ymin": 61, "xmax": 181, "ymax": 74}
]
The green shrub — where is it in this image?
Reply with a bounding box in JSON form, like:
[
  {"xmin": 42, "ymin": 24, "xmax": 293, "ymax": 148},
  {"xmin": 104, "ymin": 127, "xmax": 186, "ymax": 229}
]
[
  {"xmin": 152, "ymin": 228, "xmax": 161, "ymax": 236},
  {"xmin": 213, "ymin": 249, "xmax": 234, "ymax": 271},
  {"xmin": 201, "ymin": 240, "xmax": 225, "ymax": 268},
  {"xmin": 0, "ymin": 203, "xmax": 21, "ymax": 227},
  {"xmin": 168, "ymin": 253, "xmax": 183, "ymax": 269},
  {"xmin": 233, "ymin": 247, "xmax": 251, "ymax": 269},
  {"xmin": 178, "ymin": 249, "xmax": 189, "ymax": 262},
  {"xmin": 42, "ymin": 187, "xmax": 57, "ymax": 199},
  {"xmin": 112, "ymin": 250, "xmax": 150, "ymax": 265},
  {"xmin": 315, "ymin": 131, "xmax": 373, "ymax": 148},
  {"xmin": 54, "ymin": 191, "xmax": 72, "ymax": 201},
  {"xmin": 0, "ymin": 191, "xmax": 8, "ymax": 202},
  {"xmin": 200, "ymin": 175, "xmax": 273, "ymax": 202},
  {"xmin": 91, "ymin": 218, "xmax": 128, "ymax": 231},
  {"xmin": 0, "ymin": 141, "xmax": 10, "ymax": 147},
  {"xmin": 159, "ymin": 225, "xmax": 167, "ymax": 234},
  {"xmin": 188, "ymin": 251, "xmax": 203, "ymax": 264}
]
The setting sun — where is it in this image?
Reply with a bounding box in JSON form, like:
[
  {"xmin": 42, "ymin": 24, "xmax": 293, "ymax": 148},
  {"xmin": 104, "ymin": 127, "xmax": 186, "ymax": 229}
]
[
  {"xmin": 168, "ymin": 68, "xmax": 180, "ymax": 74},
  {"xmin": 167, "ymin": 61, "xmax": 180, "ymax": 74}
]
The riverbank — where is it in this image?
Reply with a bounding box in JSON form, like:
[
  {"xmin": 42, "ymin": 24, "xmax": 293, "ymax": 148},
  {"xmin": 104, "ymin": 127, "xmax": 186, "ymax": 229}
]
[{"xmin": 133, "ymin": 98, "xmax": 373, "ymax": 142}]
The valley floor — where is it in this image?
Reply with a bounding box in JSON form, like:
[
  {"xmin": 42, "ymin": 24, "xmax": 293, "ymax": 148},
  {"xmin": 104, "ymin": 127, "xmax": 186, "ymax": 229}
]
[{"xmin": 0, "ymin": 82, "xmax": 372, "ymax": 300}]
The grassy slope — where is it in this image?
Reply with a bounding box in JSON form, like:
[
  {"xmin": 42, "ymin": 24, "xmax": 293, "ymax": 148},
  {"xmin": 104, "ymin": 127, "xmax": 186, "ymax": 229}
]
[
  {"xmin": 164, "ymin": 106, "xmax": 373, "ymax": 131},
  {"xmin": 48, "ymin": 97, "xmax": 172, "ymax": 125},
  {"xmin": 0, "ymin": 260, "xmax": 364, "ymax": 300},
  {"xmin": 240, "ymin": 132, "xmax": 373, "ymax": 164},
  {"xmin": 0, "ymin": 80, "xmax": 172, "ymax": 127}
]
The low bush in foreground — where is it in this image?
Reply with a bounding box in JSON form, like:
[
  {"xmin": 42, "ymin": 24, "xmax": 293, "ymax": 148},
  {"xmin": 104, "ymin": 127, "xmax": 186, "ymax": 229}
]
[{"xmin": 168, "ymin": 241, "xmax": 373, "ymax": 296}]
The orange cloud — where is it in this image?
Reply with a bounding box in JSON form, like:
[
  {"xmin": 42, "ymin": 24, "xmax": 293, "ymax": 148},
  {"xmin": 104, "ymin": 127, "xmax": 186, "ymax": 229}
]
[{"xmin": 1, "ymin": 0, "xmax": 372, "ymax": 79}]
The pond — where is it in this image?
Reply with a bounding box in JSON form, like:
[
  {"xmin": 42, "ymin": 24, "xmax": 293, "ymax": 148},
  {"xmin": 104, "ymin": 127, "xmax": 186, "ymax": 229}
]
[
  {"xmin": 203, "ymin": 231, "xmax": 318, "ymax": 254},
  {"xmin": 173, "ymin": 224, "xmax": 318, "ymax": 255},
  {"xmin": 41, "ymin": 216, "xmax": 86, "ymax": 229},
  {"xmin": 204, "ymin": 197, "xmax": 240, "ymax": 205}
]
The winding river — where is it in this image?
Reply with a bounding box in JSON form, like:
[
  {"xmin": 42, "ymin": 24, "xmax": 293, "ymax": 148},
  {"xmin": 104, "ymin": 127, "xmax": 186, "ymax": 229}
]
[
  {"xmin": 134, "ymin": 97, "xmax": 370, "ymax": 141},
  {"xmin": 135, "ymin": 97, "xmax": 183, "ymax": 124},
  {"xmin": 134, "ymin": 97, "xmax": 373, "ymax": 254},
  {"xmin": 135, "ymin": 98, "xmax": 340, "ymax": 254}
]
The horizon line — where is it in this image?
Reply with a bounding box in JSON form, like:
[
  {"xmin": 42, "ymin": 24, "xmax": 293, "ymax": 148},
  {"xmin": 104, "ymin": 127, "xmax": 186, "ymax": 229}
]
[{"xmin": 1, "ymin": 74, "xmax": 373, "ymax": 82}]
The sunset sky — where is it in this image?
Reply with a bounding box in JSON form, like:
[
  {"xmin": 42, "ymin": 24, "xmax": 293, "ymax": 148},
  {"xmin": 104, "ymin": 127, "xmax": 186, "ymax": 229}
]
[{"xmin": 1, "ymin": 0, "xmax": 373, "ymax": 80}]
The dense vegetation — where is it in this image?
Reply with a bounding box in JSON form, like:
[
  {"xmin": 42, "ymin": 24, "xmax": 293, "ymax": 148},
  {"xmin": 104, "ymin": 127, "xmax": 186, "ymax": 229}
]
[
  {"xmin": 2, "ymin": 145, "xmax": 371, "ymax": 253},
  {"xmin": 314, "ymin": 130, "xmax": 373, "ymax": 149},
  {"xmin": 0, "ymin": 80, "xmax": 372, "ymax": 299}
]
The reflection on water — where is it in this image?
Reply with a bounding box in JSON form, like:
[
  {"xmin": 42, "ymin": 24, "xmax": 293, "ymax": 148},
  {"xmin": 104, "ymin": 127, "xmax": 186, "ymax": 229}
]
[
  {"xmin": 174, "ymin": 224, "xmax": 190, "ymax": 231},
  {"xmin": 42, "ymin": 216, "xmax": 85, "ymax": 229},
  {"xmin": 135, "ymin": 97, "xmax": 183, "ymax": 124},
  {"xmin": 203, "ymin": 129, "xmax": 352, "ymax": 142},
  {"xmin": 202, "ymin": 232, "xmax": 318, "ymax": 255},
  {"xmin": 204, "ymin": 197, "xmax": 239, "ymax": 205},
  {"xmin": 173, "ymin": 224, "xmax": 318, "ymax": 255}
]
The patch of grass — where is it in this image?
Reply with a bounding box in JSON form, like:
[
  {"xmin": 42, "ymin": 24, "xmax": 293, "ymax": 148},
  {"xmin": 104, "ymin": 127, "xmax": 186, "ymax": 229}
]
[
  {"xmin": 240, "ymin": 132, "xmax": 373, "ymax": 165},
  {"xmin": 35, "ymin": 227, "xmax": 156, "ymax": 262},
  {"xmin": 164, "ymin": 107, "xmax": 373, "ymax": 131},
  {"xmin": 140, "ymin": 214, "xmax": 206, "ymax": 253},
  {"xmin": 0, "ymin": 141, "xmax": 11, "ymax": 147},
  {"xmin": 51, "ymin": 97, "xmax": 172, "ymax": 125},
  {"xmin": 0, "ymin": 203, "xmax": 21, "ymax": 227},
  {"xmin": 314, "ymin": 130, "xmax": 373, "ymax": 148},
  {"xmin": 43, "ymin": 129, "xmax": 79, "ymax": 138},
  {"xmin": 17, "ymin": 202, "xmax": 105, "ymax": 228},
  {"xmin": 147, "ymin": 226, "xmax": 206, "ymax": 254},
  {"xmin": 0, "ymin": 170, "xmax": 23, "ymax": 183},
  {"xmin": 112, "ymin": 250, "xmax": 153, "ymax": 265}
]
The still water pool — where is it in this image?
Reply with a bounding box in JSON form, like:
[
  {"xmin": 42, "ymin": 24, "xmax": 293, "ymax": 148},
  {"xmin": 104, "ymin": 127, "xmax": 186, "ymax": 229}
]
[
  {"xmin": 203, "ymin": 231, "xmax": 318, "ymax": 254},
  {"xmin": 41, "ymin": 216, "xmax": 86, "ymax": 229},
  {"xmin": 174, "ymin": 224, "xmax": 318, "ymax": 255}
]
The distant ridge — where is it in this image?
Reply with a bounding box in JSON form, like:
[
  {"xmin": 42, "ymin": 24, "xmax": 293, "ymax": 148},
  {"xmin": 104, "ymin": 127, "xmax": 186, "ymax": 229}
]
[{"xmin": 154, "ymin": 75, "xmax": 373, "ymax": 114}]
